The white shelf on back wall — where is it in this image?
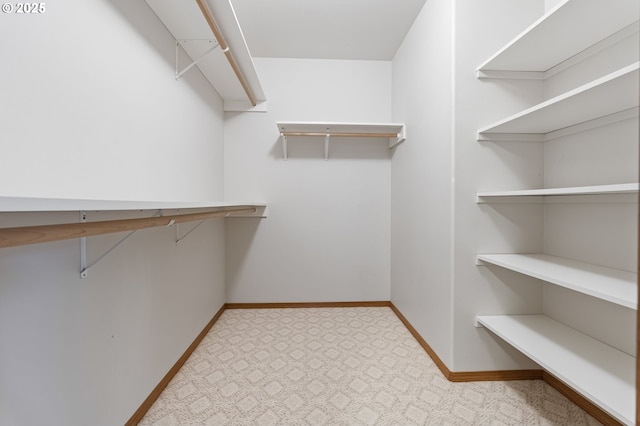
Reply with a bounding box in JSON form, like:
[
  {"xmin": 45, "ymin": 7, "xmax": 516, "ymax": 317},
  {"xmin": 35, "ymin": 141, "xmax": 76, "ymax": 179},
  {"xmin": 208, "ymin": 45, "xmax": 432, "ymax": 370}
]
[
  {"xmin": 476, "ymin": 182, "xmax": 639, "ymax": 202},
  {"xmin": 477, "ymin": 0, "xmax": 640, "ymax": 78},
  {"xmin": 475, "ymin": 315, "xmax": 635, "ymax": 426},
  {"xmin": 276, "ymin": 121, "xmax": 406, "ymax": 160},
  {"xmin": 477, "ymin": 62, "xmax": 639, "ymax": 140},
  {"xmin": 476, "ymin": 253, "xmax": 637, "ymax": 309}
]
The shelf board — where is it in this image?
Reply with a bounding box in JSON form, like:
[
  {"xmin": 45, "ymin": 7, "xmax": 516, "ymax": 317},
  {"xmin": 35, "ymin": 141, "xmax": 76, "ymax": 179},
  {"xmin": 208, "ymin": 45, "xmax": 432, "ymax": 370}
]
[
  {"xmin": 145, "ymin": 0, "xmax": 266, "ymax": 110},
  {"xmin": 477, "ymin": 183, "xmax": 639, "ymax": 201},
  {"xmin": 477, "ymin": 254, "xmax": 637, "ymax": 309},
  {"xmin": 277, "ymin": 122, "xmax": 405, "ymax": 144},
  {"xmin": 478, "ymin": 63, "xmax": 639, "ymax": 137},
  {"xmin": 0, "ymin": 196, "xmax": 266, "ymax": 213},
  {"xmin": 476, "ymin": 315, "xmax": 635, "ymax": 425},
  {"xmin": 276, "ymin": 122, "xmax": 406, "ymax": 159},
  {"xmin": 477, "ymin": 0, "xmax": 640, "ymax": 73}
]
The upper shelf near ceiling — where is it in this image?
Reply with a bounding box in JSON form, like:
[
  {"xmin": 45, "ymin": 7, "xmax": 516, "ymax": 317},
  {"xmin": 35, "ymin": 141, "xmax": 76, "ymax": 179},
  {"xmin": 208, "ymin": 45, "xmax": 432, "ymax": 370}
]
[
  {"xmin": 477, "ymin": 0, "xmax": 639, "ymax": 78},
  {"xmin": 145, "ymin": 0, "xmax": 267, "ymax": 111}
]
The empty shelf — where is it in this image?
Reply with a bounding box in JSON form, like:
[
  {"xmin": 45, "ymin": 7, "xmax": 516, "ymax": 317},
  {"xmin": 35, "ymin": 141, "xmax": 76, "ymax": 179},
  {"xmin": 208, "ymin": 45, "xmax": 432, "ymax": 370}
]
[
  {"xmin": 477, "ymin": 183, "xmax": 639, "ymax": 201},
  {"xmin": 277, "ymin": 122, "xmax": 406, "ymax": 147},
  {"xmin": 477, "ymin": 0, "xmax": 640, "ymax": 73},
  {"xmin": 0, "ymin": 198, "xmax": 267, "ymax": 249},
  {"xmin": 277, "ymin": 121, "xmax": 406, "ymax": 159},
  {"xmin": 477, "ymin": 254, "xmax": 637, "ymax": 309},
  {"xmin": 477, "ymin": 63, "xmax": 639, "ymax": 137},
  {"xmin": 0, "ymin": 196, "xmax": 266, "ymax": 213},
  {"xmin": 476, "ymin": 315, "xmax": 635, "ymax": 425}
]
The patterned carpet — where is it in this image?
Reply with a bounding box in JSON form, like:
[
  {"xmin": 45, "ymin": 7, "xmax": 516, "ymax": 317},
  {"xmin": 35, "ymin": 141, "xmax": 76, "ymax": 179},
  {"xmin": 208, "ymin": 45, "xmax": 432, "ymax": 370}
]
[{"xmin": 138, "ymin": 307, "xmax": 601, "ymax": 425}]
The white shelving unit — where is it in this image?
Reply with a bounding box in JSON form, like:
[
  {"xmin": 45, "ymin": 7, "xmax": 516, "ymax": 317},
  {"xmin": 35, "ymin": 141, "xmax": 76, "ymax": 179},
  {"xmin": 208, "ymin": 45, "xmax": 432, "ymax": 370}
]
[
  {"xmin": 477, "ymin": 254, "xmax": 637, "ymax": 309},
  {"xmin": 145, "ymin": 0, "xmax": 266, "ymax": 111},
  {"xmin": 276, "ymin": 121, "xmax": 406, "ymax": 160},
  {"xmin": 477, "ymin": 0, "xmax": 639, "ymax": 77},
  {"xmin": 475, "ymin": 315, "xmax": 635, "ymax": 425},
  {"xmin": 475, "ymin": 1, "xmax": 638, "ymax": 423}
]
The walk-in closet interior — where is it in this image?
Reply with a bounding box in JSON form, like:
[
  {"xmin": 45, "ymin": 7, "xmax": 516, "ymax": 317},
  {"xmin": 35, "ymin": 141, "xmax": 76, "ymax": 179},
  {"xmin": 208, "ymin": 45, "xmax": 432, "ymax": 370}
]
[{"xmin": 0, "ymin": 0, "xmax": 638, "ymax": 424}]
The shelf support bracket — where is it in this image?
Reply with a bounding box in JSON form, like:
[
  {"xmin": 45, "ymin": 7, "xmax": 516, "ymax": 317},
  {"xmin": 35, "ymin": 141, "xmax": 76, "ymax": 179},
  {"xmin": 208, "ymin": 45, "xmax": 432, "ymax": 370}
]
[
  {"xmin": 281, "ymin": 133, "xmax": 288, "ymax": 160},
  {"xmin": 79, "ymin": 211, "xmax": 87, "ymax": 278},
  {"xmin": 175, "ymin": 219, "xmax": 206, "ymax": 245},
  {"xmin": 79, "ymin": 210, "xmax": 164, "ymax": 278},
  {"xmin": 324, "ymin": 133, "xmax": 330, "ymax": 161},
  {"xmin": 175, "ymin": 40, "xmax": 219, "ymax": 80}
]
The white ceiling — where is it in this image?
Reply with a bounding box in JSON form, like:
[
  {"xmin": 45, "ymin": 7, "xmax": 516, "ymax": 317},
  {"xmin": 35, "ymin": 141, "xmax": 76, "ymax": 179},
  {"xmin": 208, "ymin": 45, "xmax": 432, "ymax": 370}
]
[{"xmin": 229, "ymin": 0, "xmax": 427, "ymax": 60}]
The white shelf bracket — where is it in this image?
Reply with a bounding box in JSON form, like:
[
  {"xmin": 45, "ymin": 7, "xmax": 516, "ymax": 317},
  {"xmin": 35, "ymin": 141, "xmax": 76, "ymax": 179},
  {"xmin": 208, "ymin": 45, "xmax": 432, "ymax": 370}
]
[
  {"xmin": 281, "ymin": 133, "xmax": 288, "ymax": 160},
  {"xmin": 175, "ymin": 40, "xmax": 219, "ymax": 80},
  {"xmin": 397, "ymin": 125, "xmax": 406, "ymax": 145},
  {"xmin": 79, "ymin": 211, "xmax": 87, "ymax": 278},
  {"xmin": 175, "ymin": 219, "xmax": 206, "ymax": 245},
  {"xmin": 324, "ymin": 133, "xmax": 330, "ymax": 161},
  {"xmin": 79, "ymin": 210, "xmax": 164, "ymax": 278}
]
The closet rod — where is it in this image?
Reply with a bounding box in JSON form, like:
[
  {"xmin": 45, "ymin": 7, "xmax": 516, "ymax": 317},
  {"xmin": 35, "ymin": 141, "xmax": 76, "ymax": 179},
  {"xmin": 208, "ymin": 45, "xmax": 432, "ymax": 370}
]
[
  {"xmin": 281, "ymin": 132, "xmax": 399, "ymax": 138},
  {"xmin": 0, "ymin": 206, "xmax": 256, "ymax": 249},
  {"xmin": 195, "ymin": 0, "xmax": 257, "ymax": 107}
]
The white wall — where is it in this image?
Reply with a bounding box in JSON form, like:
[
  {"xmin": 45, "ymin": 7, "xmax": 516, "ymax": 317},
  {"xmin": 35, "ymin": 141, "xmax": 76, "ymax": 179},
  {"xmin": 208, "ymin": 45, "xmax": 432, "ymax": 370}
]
[
  {"xmin": 224, "ymin": 58, "xmax": 392, "ymax": 303},
  {"xmin": 450, "ymin": 0, "xmax": 545, "ymax": 372},
  {"xmin": 0, "ymin": 1, "xmax": 227, "ymax": 425},
  {"xmin": 0, "ymin": 0, "xmax": 223, "ymax": 201},
  {"xmin": 391, "ymin": 0, "xmax": 546, "ymax": 371},
  {"xmin": 545, "ymin": 0, "xmax": 564, "ymax": 12},
  {"xmin": 390, "ymin": 0, "xmax": 455, "ymax": 367}
]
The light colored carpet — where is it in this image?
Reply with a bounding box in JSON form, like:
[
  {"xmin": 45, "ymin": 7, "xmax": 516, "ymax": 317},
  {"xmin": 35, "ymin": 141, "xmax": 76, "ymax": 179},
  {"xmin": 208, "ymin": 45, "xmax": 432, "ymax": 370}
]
[{"xmin": 139, "ymin": 307, "xmax": 601, "ymax": 425}]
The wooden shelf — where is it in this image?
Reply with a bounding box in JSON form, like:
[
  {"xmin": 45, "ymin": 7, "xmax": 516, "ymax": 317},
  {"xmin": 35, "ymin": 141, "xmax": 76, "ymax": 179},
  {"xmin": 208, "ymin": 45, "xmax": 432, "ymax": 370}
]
[
  {"xmin": 145, "ymin": 0, "xmax": 266, "ymax": 111},
  {"xmin": 477, "ymin": 254, "xmax": 637, "ymax": 309},
  {"xmin": 477, "ymin": 183, "xmax": 639, "ymax": 202},
  {"xmin": 277, "ymin": 122, "xmax": 406, "ymax": 159},
  {"xmin": 0, "ymin": 196, "xmax": 266, "ymax": 213},
  {"xmin": 476, "ymin": 315, "xmax": 635, "ymax": 425},
  {"xmin": 477, "ymin": 62, "xmax": 639, "ymax": 139},
  {"xmin": 477, "ymin": 0, "xmax": 640, "ymax": 75}
]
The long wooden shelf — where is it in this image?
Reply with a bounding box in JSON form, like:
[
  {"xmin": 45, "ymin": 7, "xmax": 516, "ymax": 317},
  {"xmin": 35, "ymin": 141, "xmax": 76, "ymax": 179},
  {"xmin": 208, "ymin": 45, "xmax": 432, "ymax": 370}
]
[
  {"xmin": 476, "ymin": 315, "xmax": 635, "ymax": 425},
  {"xmin": 477, "ymin": 254, "xmax": 637, "ymax": 309},
  {"xmin": 145, "ymin": 0, "xmax": 266, "ymax": 111},
  {"xmin": 476, "ymin": 183, "xmax": 639, "ymax": 202},
  {"xmin": 477, "ymin": 0, "xmax": 639, "ymax": 75},
  {"xmin": 477, "ymin": 62, "xmax": 639, "ymax": 138}
]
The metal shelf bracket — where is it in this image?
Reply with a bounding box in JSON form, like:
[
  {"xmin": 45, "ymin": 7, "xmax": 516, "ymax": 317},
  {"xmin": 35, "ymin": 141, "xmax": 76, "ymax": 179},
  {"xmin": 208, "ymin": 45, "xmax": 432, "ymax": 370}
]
[
  {"xmin": 324, "ymin": 133, "xmax": 330, "ymax": 161},
  {"xmin": 175, "ymin": 39, "xmax": 220, "ymax": 80},
  {"xmin": 79, "ymin": 210, "xmax": 164, "ymax": 278},
  {"xmin": 175, "ymin": 219, "xmax": 206, "ymax": 245},
  {"xmin": 281, "ymin": 134, "xmax": 288, "ymax": 160}
]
